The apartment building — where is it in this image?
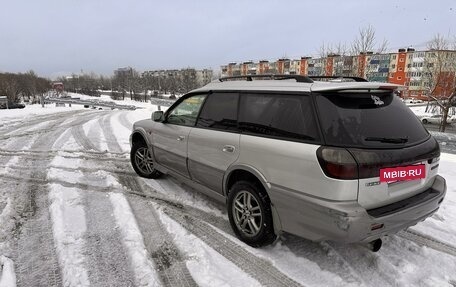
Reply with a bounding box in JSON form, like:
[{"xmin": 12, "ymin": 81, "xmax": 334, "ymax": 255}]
[{"xmin": 221, "ymin": 48, "xmax": 456, "ymax": 99}]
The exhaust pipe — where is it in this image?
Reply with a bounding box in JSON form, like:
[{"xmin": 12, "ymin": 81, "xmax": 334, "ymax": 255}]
[{"xmin": 367, "ymin": 239, "xmax": 382, "ymax": 252}]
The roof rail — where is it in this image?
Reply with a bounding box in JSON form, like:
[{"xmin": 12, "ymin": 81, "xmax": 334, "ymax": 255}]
[
  {"xmin": 219, "ymin": 74, "xmax": 314, "ymax": 83},
  {"xmin": 309, "ymin": 76, "xmax": 368, "ymax": 82}
]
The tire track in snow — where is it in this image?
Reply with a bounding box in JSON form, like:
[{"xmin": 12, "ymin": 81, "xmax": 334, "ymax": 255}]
[
  {"xmin": 13, "ymin": 183, "xmax": 63, "ymax": 287},
  {"xmin": 398, "ymin": 230, "xmax": 456, "ymax": 257},
  {"xmin": 280, "ymin": 236, "xmax": 366, "ymax": 286},
  {"xmin": 87, "ymin": 116, "xmax": 106, "ymax": 152},
  {"xmin": 68, "ymin": 111, "xmax": 189, "ymax": 286},
  {"xmin": 71, "ymin": 125, "xmax": 99, "ymax": 151},
  {"xmin": 0, "ymin": 110, "xmax": 83, "ymax": 135},
  {"xmin": 99, "ymin": 112, "xmax": 197, "ymax": 286},
  {"xmin": 161, "ymin": 207, "xmax": 303, "ymax": 287},
  {"xmin": 67, "ymin": 111, "xmax": 183, "ymax": 286},
  {"xmin": 0, "ymin": 149, "xmax": 129, "ymax": 163},
  {"xmin": 0, "ymin": 110, "xmax": 101, "ymax": 142},
  {"xmin": 109, "ymin": 193, "xmax": 162, "ymax": 287},
  {"xmin": 52, "ymin": 128, "xmax": 72, "ymax": 150},
  {"xmin": 128, "ymin": 178, "xmax": 303, "ymax": 286},
  {"xmin": 117, "ymin": 174, "xmax": 197, "ymax": 286},
  {"xmin": 0, "ymin": 163, "xmax": 135, "ymax": 177},
  {"xmin": 82, "ymin": 191, "xmax": 137, "ymax": 287},
  {"xmin": 127, "ymin": 195, "xmax": 197, "ymax": 287},
  {"xmin": 63, "ymin": 113, "xmax": 145, "ymax": 286},
  {"xmin": 118, "ymin": 111, "xmax": 133, "ymax": 131},
  {"xmin": 10, "ymin": 111, "xmax": 102, "ymax": 287},
  {"xmin": 99, "ymin": 114, "xmax": 123, "ymax": 153}
]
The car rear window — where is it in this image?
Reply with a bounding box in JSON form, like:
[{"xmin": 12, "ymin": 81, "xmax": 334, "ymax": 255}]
[{"xmin": 315, "ymin": 91, "xmax": 429, "ymax": 148}]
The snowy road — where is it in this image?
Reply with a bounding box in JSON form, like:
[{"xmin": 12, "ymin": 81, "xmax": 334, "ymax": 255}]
[{"xmin": 1, "ymin": 105, "xmax": 456, "ymax": 287}]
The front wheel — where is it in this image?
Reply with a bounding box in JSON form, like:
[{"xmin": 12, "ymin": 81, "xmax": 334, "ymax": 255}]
[
  {"xmin": 227, "ymin": 181, "xmax": 277, "ymax": 247},
  {"xmin": 422, "ymin": 119, "xmax": 428, "ymax": 124},
  {"xmin": 130, "ymin": 142, "xmax": 162, "ymax": 179}
]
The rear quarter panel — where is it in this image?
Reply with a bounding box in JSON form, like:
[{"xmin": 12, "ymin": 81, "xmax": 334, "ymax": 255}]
[{"xmin": 238, "ymin": 135, "xmax": 358, "ymax": 201}]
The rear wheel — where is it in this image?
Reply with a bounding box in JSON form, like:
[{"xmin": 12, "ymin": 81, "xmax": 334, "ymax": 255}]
[
  {"xmin": 130, "ymin": 141, "xmax": 162, "ymax": 179},
  {"xmin": 422, "ymin": 119, "xmax": 428, "ymax": 124},
  {"xmin": 227, "ymin": 181, "xmax": 277, "ymax": 247}
]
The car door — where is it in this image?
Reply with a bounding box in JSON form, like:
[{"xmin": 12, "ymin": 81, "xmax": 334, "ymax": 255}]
[
  {"xmin": 187, "ymin": 92, "xmax": 240, "ymax": 194},
  {"xmin": 152, "ymin": 94, "xmax": 206, "ymax": 178}
]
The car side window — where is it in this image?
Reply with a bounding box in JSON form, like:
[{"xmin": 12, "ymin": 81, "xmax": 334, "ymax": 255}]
[
  {"xmin": 239, "ymin": 93, "xmax": 320, "ymax": 142},
  {"xmin": 196, "ymin": 92, "xmax": 239, "ymax": 131},
  {"xmin": 166, "ymin": 94, "xmax": 206, "ymax": 126}
]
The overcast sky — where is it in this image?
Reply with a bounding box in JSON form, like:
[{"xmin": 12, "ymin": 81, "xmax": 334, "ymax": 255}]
[{"xmin": 0, "ymin": 0, "xmax": 455, "ymax": 78}]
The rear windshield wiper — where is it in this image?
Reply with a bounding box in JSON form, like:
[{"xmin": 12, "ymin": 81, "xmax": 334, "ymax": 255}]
[{"xmin": 364, "ymin": 137, "xmax": 408, "ymax": 144}]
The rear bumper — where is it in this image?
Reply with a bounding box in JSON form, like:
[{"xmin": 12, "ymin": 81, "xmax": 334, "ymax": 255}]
[{"xmin": 271, "ymin": 175, "xmax": 446, "ymax": 243}]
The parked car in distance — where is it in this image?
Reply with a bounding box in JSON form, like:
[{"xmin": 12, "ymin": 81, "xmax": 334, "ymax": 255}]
[
  {"xmin": 130, "ymin": 75, "xmax": 446, "ymax": 251},
  {"xmin": 0, "ymin": 103, "xmax": 25, "ymax": 109},
  {"xmin": 404, "ymin": 98, "xmax": 423, "ymax": 104},
  {"xmin": 422, "ymin": 114, "xmax": 456, "ymax": 125}
]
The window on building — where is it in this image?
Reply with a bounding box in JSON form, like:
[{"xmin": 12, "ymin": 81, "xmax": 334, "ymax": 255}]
[
  {"xmin": 398, "ymin": 76, "xmax": 402, "ymax": 80},
  {"xmin": 400, "ymin": 58, "xmax": 404, "ymax": 62},
  {"xmin": 399, "ymin": 67, "xmax": 403, "ymax": 71}
]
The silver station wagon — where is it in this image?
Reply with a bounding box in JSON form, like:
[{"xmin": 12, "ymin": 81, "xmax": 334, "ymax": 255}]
[{"xmin": 130, "ymin": 75, "xmax": 446, "ymax": 251}]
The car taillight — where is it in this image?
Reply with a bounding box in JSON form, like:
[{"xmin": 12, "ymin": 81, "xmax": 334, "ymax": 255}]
[{"xmin": 317, "ymin": 147, "xmax": 358, "ymax": 180}]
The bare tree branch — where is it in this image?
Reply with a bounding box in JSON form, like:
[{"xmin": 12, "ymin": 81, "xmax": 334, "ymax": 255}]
[{"xmin": 351, "ymin": 24, "xmax": 376, "ymax": 54}]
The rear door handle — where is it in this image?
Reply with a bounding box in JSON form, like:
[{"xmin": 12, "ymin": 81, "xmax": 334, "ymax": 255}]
[
  {"xmin": 222, "ymin": 145, "xmax": 235, "ymax": 153},
  {"xmin": 177, "ymin": 136, "xmax": 185, "ymax": 141}
]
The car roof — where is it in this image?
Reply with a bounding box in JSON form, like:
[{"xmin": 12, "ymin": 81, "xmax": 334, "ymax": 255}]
[{"xmin": 191, "ymin": 79, "xmax": 402, "ymax": 94}]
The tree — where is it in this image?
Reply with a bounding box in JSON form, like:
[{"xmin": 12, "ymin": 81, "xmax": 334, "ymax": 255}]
[
  {"xmin": 423, "ymin": 34, "xmax": 456, "ymax": 132},
  {"xmin": 0, "ymin": 72, "xmax": 50, "ymax": 105},
  {"xmin": 351, "ymin": 24, "xmax": 389, "ymax": 55},
  {"xmin": 179, "ymin": 68, "xmax": 198, "ymax": 93},
  {"xmin": 318, "ymin": 41, "xmax": 348, "ymax": 58},
  {"xmin": 0, "ymin": 73, "xmax": 21, "ymax": 104}
]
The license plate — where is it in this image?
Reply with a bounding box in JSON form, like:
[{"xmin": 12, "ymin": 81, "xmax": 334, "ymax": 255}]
[{"xmin": 379, "ymin": 164, "xmax": 426, "ymax": 183}]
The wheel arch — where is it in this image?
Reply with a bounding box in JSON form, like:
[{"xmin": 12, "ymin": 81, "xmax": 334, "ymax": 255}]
[
  {"xmin": 223, "ymin": 165, "xmax": 270, "ymax": 198},
  {"xmin": 130, "ymin": 128, "xmax": 151, "ymax": 147},
  {"xmin": 224, "ymin": 165, "xmax": 283, "ymax": 237}
]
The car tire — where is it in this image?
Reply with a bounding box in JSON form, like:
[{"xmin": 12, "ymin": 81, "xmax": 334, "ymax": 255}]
[
  {"xmin": 227, "ymin": 180, "xmax": 277, "ymax": 247},
  {"xmin": 422, "ymin": 119, "xmax": 428, "ymax": 124},
  {"xmin": 130, "ymin": 142, "xmax": 162, "ymax": 179}
]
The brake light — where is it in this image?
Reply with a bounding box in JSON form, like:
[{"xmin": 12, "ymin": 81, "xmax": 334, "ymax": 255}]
[{"xmin": 317, "ymin": 147, "xmax": 358, "ymax": 180}]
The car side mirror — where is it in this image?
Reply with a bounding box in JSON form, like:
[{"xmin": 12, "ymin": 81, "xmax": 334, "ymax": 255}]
[{"xmin": 152, "ymin": 111, "xmax": 164, "ymax": 122}]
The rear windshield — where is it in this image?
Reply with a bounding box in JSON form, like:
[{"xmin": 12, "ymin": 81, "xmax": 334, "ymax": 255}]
[{"xmin": 315, "ymin": 91, "xmax": 429, "ymax": 148}]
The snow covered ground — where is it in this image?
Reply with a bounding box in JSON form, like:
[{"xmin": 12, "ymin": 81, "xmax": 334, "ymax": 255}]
[{"xmin": 0, "ymin": 98, "xmax": 455, "ymax": 287}]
